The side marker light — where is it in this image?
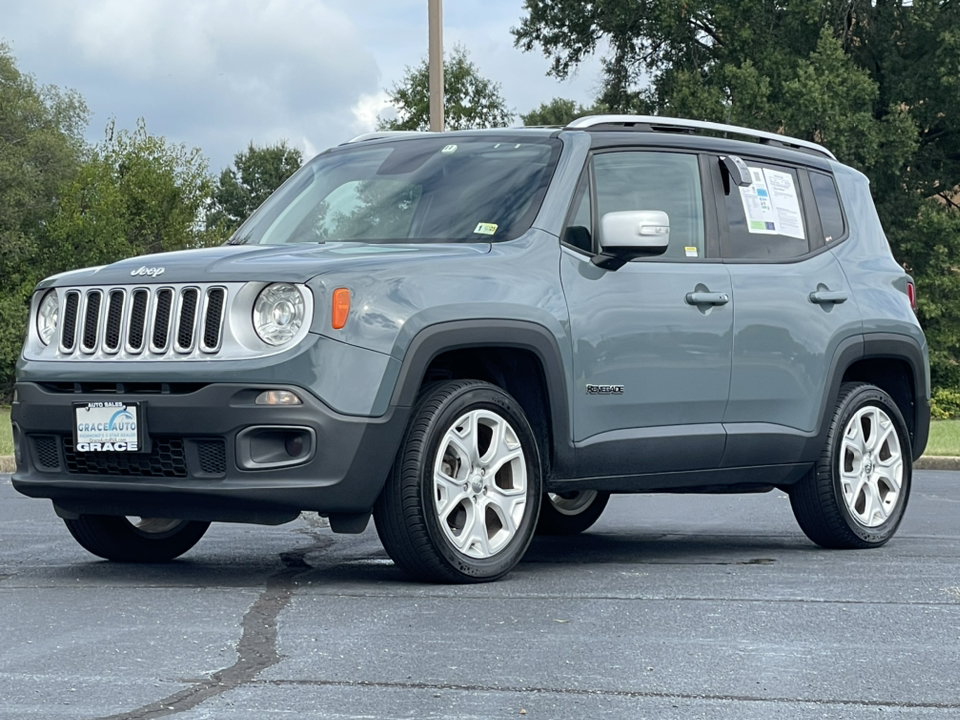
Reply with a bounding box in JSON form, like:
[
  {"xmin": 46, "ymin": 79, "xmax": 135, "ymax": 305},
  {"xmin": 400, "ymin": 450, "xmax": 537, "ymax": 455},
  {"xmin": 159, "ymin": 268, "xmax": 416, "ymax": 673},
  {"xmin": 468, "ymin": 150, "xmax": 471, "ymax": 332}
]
[{"xmin": 332, "ymin": 288, "xmax": 351, "ymax": 329}]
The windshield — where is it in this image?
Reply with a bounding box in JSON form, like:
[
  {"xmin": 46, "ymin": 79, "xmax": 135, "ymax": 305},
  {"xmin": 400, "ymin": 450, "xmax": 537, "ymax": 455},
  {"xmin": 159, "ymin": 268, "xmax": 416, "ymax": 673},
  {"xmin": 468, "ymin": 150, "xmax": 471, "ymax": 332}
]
[{"xmin": 233, "ymin": 135, "xmax": 562, "ymax": 245}]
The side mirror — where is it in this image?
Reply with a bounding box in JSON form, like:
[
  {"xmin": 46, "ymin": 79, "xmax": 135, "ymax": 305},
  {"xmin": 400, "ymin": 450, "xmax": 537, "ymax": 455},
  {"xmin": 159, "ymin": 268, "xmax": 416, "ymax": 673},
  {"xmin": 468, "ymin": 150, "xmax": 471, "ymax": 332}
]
[
  {"xmin": 720, "ymin": 155, "xmax": 752, "ymax": 188},
  {"xmin": 593, "ymin": 211, "xmax": 670, "ymax": 270}
]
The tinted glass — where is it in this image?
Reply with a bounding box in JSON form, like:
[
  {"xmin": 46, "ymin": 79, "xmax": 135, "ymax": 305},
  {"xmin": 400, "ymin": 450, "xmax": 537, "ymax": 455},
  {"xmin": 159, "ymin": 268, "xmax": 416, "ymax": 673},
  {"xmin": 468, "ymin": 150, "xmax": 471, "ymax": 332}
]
[
  {"xmin": 234, "ymin": 137, "xmax": 561, "ymax": 245},
  {"xmin": 563, "ymin": 177, "xmax": 593, "ymax": 253},
  {"xmin": 809, "ymin": 171, "xmax": 845, "ymax": 243},
  {"xmin": 723, "ymin": 163, "xmax": 809, "ymax": 259},
  {"xmin": 593, "ymin": 152, "xmax": 705, "ymax": 260}
]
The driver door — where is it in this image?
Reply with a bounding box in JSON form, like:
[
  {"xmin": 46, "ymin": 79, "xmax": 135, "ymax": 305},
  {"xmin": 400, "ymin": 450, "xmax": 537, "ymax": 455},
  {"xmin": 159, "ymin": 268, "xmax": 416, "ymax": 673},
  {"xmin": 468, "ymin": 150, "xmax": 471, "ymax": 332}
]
[{"xmin": 560, "ymin": 149, "xmax": 733, "ymax": 477}]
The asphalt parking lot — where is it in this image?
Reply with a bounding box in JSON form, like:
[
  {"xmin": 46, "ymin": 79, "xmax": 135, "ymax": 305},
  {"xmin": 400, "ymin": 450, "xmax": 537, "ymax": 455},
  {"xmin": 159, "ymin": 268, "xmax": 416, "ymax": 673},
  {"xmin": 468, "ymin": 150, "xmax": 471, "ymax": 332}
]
[{"xmin": 1, "ymin": 471, "xmax": 958, "ymax": 720}]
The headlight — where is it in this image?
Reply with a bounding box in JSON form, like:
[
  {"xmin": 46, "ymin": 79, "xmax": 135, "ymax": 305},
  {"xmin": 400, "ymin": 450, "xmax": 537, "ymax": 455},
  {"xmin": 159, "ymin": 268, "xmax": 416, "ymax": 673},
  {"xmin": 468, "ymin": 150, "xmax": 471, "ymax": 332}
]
[
  {"xmin": 36, "ymin": 290, "xmax": 59, "ymax": 346},
  {"xmin": 253, "ymin": 283, "xmax": 305, "ymax": 346}
]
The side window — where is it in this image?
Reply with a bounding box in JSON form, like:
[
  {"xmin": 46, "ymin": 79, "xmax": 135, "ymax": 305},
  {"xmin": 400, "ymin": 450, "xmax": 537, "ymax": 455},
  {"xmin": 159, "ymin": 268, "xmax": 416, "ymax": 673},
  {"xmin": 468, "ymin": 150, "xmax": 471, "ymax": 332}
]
[
  {"xmin": 562, "ymin": 176, "xmax": 593, "ymax": 253},
  {"xmin": 593, "ymin": 152, "xmax": 706, "ymax": 260},
  {"xmin": 809, "ymin": 171, "xmax": 846, "ymax": 243},
  {"xmin": 721, "ymin": 162, "xmax": 809, "ymax": 259}
]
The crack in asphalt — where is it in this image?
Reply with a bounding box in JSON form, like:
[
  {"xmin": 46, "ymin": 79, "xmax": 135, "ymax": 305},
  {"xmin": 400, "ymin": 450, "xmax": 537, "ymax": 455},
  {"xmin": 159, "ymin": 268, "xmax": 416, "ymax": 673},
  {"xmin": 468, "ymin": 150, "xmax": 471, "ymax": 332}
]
[
  {"xmin": 95, "ymin": 515, "xmax": 333, "ymax": 720},
  {"xmin": 261, "ymin": 678, "xmax": 960, "ymax": 710}
]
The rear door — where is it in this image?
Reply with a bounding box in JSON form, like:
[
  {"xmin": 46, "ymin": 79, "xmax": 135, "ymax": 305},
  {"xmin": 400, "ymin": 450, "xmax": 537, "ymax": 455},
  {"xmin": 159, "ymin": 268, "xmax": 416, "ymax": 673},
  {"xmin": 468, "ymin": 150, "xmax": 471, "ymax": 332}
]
[{"xmin": 712, "ymin": 156, "xmax": 862, "ymax": 466}]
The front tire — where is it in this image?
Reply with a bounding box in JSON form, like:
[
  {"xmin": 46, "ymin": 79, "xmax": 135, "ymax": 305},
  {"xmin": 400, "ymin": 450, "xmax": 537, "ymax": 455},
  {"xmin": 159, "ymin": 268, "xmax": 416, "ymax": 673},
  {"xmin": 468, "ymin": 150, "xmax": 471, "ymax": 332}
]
[
  {"xmin": 536, "ymin": 490, "xmax": 610, "ymax": 535},
  {"xmin": 790, "ymin": 382, "xmax": 912, "ymax": 549},
  {"xmin": 374, "ymin": 380, "xmax": 542, "ymax": 583},
  {"xmin": 64, "ymin": 515, "xmax": 210, "ymax": 562}
]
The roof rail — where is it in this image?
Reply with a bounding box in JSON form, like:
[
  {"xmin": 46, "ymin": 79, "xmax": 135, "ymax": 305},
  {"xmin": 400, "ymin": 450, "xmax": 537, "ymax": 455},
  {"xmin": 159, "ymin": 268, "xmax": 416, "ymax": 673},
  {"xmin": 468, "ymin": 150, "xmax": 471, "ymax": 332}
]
[
  {"xmin": 343, "ymin": 130, "xmax": 429, "ymax": 145},
  {"xmin": 565, "ymin": 115, "xmax": 836, "ymax": 160}
]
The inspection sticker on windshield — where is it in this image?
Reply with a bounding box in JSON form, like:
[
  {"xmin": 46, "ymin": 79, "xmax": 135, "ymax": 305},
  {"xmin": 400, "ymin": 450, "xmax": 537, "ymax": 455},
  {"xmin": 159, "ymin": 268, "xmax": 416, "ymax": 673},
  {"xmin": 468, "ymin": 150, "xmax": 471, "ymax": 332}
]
[
  {"xmin": 474, "ymin": 222, "xmax": 498, "ymax": 235},
  {"xmin": 685, "ymin": 246, "xmax": 699, "ymax": 257},
  {"xmin": 441, "ymin": 144, "xmax": 458, "ymax": 154},
  {"xmin": 74, "ymin": 401, "xmax": 140, "ymax": 452}
]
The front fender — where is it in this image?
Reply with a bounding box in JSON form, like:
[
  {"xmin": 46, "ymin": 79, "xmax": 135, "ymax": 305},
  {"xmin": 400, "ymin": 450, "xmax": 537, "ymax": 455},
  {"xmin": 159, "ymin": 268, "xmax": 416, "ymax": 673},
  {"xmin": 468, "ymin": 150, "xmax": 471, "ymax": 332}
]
[{"xmin": 375, "ymin": 319, "xmax": 575, "ymax": 475}]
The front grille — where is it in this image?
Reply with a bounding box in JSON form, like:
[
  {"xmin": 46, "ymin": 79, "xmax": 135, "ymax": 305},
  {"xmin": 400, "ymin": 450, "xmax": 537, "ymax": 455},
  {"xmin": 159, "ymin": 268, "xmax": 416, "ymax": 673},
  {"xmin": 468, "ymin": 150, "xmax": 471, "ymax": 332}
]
[
  {"xmin": 61, "ymin": 291, "xmax": 80, "ymax": 351},
  {"xmin": 151, "ymin": 289, "xmax": 174, "ymax": 352},
  {"xmin": 104, "ymin": 290, "xmax": 125, "ymax": 352},
  {"xmin": 176, "ymin": 288, "xmax": 199, "ymax": 352},
  {"xmin": 37, "ymin": 381, "xmax": 208, "ymax": 395},
  {"xmin": 128, "ymin": 289, "xmax": 149, "ymax": 352},
  {"xmin": 57, "ymin": 284, "xmax": 228, "ymax": 359},
  {"xmin": 63, "ymin": 437, "xmax": 188, "ymax": 478},
  {"xmin": 81, "ymin": 291, "xmax": 102, "ymax": 351},
  {"xmin": 197, "ymin": 440, "xmax": 227, "ymax": 474},
  {"xmin": 202, "ymin": 288, "xmax": 226, "ymax": 351}
]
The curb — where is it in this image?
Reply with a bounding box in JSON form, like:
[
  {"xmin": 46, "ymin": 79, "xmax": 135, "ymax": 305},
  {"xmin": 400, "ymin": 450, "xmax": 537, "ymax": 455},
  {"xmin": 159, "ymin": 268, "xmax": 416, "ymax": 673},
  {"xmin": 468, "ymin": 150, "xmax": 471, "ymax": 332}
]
[
  {"xmin": 3, "ymin": 454, "xmax": 960, "ymax": 475},
  {"xmin": 914, "ymin": 455, "xmax": 960, "ymax": 471}
]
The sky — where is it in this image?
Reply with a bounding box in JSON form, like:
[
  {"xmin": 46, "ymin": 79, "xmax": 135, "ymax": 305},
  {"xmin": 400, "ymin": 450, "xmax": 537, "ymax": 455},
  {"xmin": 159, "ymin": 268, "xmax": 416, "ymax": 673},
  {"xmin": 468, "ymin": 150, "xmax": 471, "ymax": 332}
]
[{"xmin": 1, "ymin": 0, "xmax": 605, "ymax": 173}]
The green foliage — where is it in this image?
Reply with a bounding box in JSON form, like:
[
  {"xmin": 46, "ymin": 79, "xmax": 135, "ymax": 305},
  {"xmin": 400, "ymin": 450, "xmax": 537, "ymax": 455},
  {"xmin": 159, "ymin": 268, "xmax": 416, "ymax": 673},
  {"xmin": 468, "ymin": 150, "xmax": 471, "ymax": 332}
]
[
  {"xmin": 1, "ymin": 406, "xmax": 11, "ymax": 456},
  {"xmin": 515, "ymin": 0, "xmax": 960, "ymax": 393},
  {"xmin": 46, "ymin": 118, "xmax": 219, "ymax": 276},
  {"xmin": 931, "ymin": 388, "xmax": 960, "ymax": 421},
  {"xmin": 378, "ymin": 45, "xmax": 513, "ymax": 131},
  {"xmin": 207, "ymin": 141, "xmax": 303, "ymax": 236},
  {"xmin": 520, "ymin": 97, "xmax": 605, "ymax": 126},
  {"xmin": 0, "ymin": 45, "xmax": 88, "ymax": 399}
]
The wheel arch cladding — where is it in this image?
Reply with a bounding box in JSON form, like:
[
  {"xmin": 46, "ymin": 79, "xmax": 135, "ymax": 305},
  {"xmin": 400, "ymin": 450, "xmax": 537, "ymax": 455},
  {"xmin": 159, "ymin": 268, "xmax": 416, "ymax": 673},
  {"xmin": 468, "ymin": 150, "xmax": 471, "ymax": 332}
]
[
  {"xmin": 387, "ymin": 320, "xmax": 574, "ymax": 478},
  {"xmin": 841, "ymin": 334, "xmax": 929, "ymax": 460}
]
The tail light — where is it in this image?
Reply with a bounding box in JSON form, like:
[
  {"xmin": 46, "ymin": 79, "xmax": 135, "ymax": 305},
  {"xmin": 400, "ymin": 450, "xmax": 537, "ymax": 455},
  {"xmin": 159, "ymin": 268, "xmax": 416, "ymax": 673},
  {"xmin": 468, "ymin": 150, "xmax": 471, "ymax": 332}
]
[{"xmin": 907, "ymin": 281, "xmax": 917, "ymax": 313}]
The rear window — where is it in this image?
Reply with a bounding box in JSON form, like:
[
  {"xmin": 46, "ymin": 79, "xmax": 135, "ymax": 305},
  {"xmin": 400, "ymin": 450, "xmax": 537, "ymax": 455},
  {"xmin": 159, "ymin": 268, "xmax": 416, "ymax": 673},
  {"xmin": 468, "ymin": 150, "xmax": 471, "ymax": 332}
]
[
  {"xmin": 722, "ymin": 163, "xmax": 810, "ymax": 259},
  {"xmin": 233, "ymin": 137, "xmax": 562, "ymax": 245},
  {"xmin": 809, "ymin": 171, "xmax": 846, "ymax": 243}
]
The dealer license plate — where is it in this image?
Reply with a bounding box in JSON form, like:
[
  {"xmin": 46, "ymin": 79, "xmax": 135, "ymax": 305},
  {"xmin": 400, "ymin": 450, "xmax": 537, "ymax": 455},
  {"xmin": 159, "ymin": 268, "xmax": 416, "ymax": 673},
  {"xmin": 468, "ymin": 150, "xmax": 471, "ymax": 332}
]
[{"xmin": 74, "ymin": 401, "xmax": 141, "ymax": 452}]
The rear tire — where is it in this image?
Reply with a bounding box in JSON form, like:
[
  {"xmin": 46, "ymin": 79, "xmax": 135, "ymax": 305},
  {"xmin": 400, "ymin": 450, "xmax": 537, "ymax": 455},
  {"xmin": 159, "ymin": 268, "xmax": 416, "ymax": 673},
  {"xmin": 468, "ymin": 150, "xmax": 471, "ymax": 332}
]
[
  {"xmin": 64, "ymin": 515, "xmax": 210, "ymax": 562},
  {"xmin": 536, "ymin": 490, "xmax": 610, "ymax": 535},
  {"xmin": 374, "ymin": 380, "xmax": 542, "ymax": 583},
  {"xmin": 790, "ymin": 382, "xmax": 912, "ymax": 549}
]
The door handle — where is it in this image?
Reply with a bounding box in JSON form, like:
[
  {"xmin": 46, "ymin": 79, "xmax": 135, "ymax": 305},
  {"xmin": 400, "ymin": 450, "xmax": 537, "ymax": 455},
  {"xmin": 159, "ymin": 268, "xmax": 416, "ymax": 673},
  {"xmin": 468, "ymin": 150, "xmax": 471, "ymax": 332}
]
[
  {"xmin": 685, "ymin": 291, "xmax": 729, "ymax": 306},
  {"xmin": 809, "ymin": 290, "xmax": 847, "ymax": 305}
]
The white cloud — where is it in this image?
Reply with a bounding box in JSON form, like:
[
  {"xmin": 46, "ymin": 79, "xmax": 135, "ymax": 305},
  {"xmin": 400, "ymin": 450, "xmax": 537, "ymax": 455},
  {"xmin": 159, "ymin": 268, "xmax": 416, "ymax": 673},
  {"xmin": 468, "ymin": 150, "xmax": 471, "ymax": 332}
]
[
  {"xmin": 351, "ymin": 91, "xmax": 392, "ymax": 134},
  {"xmin": 1, "ymin": 0, "xmax": 606, "ymax": 170}
]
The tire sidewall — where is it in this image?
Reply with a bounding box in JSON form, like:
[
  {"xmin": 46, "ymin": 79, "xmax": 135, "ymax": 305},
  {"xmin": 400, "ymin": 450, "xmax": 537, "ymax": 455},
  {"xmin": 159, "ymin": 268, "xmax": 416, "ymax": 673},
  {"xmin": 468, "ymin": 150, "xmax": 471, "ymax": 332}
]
[
  {"xmin": 537, "ymin": 490, "xmax": 610, "ymax": 535},
  {"xmin": 828, "ymin": 385, "xmax": 912, "ymax": 545},
  {"xmin": 415, "ymin": 385, "xmax": 542, "ymax": 580}
]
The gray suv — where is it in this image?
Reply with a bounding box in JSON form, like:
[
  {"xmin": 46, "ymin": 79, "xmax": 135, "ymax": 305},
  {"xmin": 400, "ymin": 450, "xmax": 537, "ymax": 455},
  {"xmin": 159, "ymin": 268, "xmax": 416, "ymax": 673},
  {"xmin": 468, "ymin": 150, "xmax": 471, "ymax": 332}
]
[{"xmin": 10, "ymin": 115, "xmax": 930, "ymax": 583}]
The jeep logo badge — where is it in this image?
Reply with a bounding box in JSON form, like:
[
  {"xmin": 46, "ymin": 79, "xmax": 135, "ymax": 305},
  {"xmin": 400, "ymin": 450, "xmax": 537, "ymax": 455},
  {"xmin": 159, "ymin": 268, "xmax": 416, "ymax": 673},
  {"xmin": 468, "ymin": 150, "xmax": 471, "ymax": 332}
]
[{"xmin": 130, "ymin": 266, "xmax": 165, "ymax": 278}]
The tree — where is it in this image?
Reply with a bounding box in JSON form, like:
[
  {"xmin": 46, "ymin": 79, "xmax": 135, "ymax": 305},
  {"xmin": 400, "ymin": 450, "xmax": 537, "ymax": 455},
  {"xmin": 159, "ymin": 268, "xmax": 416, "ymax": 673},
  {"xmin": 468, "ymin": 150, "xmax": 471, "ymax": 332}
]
[
  {"xmin": 378, "ymin": 45, "xmax": 514, "ymax": 131},
  {"xmin": 46, "ymin": 119, "xmax": 218, "ymax": 275},
  {"xmin": 514, "ymin": 0, "xmax": 960, "ymax": 391},
  {"xmin": 207, "ymin": 141, "xmax": 303, "ymax": 235},
  {"xmin": 0, "ymin": 45, "xmax": 87, "ymax": 398},
  {"xmin": 521, "ymin": 97, "xmax": 605, "ymax": 126}
]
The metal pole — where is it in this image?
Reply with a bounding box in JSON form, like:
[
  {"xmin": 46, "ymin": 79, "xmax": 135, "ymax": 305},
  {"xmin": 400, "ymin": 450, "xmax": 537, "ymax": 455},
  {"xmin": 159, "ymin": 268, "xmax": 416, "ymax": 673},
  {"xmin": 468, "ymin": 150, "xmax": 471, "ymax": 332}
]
[{"xmin": 428, "ymin": 0, "xmax": 444, "ymax": 132}]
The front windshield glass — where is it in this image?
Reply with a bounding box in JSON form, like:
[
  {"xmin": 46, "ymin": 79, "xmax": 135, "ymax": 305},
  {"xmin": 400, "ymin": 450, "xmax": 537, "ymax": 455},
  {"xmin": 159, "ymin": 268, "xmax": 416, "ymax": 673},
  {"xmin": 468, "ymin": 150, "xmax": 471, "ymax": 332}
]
[{"xmin": 233, "ymin": 136, "xmax": 561, "ymax": 245}]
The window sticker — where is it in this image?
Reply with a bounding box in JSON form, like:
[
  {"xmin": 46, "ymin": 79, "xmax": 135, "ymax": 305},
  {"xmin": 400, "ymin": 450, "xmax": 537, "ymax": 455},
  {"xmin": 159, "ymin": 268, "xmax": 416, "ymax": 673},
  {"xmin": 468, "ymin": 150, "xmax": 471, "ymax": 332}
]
[
  {"xmin": 685, "ymin": 246, "xmax": 699, "ymax": 258},
  {"xmin": 473, "ymin": 222, "xmax": 498, "ymax": 235},
  {"xmin": 738, "ymin": 167, "xmax": 805, "ymax": 240},
  {"xmin": 441, "ymin": 144, "xmax": 458, "ymax": 154}
]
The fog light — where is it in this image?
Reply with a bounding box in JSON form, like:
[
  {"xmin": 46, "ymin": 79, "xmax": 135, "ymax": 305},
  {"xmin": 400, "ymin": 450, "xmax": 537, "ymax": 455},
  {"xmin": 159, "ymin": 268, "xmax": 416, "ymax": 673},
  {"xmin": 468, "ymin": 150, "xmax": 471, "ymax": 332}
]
[
  {"xmin": 255, "ymin": 390, "xmax": 302, "ymax": 406},
  {"xmin": 285, "ymin": 434, "xmax": 305, "ymax": 458}
]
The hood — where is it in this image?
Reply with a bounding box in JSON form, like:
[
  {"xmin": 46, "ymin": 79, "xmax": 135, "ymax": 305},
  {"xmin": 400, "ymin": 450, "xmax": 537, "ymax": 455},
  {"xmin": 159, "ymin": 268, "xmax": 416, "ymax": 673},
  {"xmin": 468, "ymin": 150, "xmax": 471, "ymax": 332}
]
[{"xmin": 37, "ymin": 242, "xmax": 492, "ymax": 288}]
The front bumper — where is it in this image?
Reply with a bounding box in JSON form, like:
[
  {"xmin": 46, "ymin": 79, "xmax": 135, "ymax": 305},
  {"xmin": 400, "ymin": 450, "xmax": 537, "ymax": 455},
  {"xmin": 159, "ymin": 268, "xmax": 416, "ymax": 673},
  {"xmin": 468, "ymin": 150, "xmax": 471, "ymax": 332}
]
[{"xmin": 10, "ymin": 382, "xmax": 409, "ymax": 525}]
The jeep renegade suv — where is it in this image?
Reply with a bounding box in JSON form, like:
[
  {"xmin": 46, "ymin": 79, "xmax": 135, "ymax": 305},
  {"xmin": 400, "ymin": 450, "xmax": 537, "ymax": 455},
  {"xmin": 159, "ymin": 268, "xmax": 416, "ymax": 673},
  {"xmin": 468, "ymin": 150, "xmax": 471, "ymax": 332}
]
[{"xmin": 9, "ymin": 115, "xmax": 930, "ymax": 583}]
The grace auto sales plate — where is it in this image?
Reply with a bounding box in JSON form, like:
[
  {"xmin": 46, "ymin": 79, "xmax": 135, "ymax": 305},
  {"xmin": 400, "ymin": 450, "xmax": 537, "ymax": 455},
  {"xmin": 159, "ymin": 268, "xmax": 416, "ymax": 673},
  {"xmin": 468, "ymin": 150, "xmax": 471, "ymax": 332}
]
[{"xmin": 74, "ymin": 401, "xmax": 141, "ymax": 452}]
